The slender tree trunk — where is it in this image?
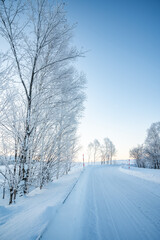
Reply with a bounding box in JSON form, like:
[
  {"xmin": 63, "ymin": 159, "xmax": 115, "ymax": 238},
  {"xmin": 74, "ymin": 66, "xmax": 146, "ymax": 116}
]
[
  {"xmin": 22, "ymin": 101, "xmax": 32, "ymax": 194},
  {"xmin": 2, "ymin": 186, "xmax": 5, "ymax": 199},
  {"xmin": 9, "ymin": 187, "xmax": 13, "ymax": 205},
  {"xmin": 13, "ymin": 189, "xmax": 17, "ymax": 203},
  {"xmin": 40, "ymin": 135, "xmax": 44, "ymax": 189}
]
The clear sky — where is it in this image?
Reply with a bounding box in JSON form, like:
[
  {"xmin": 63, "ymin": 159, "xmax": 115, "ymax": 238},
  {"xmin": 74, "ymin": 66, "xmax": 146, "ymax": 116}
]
[{"xmin": 66, "ymin": 0, "xmax": 160, "ymax": 160}]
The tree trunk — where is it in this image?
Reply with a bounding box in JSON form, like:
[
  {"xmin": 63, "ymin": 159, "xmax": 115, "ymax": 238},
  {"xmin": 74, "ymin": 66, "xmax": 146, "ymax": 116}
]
[
  {"xmin": 9, "ymin": 187, "xmax": 13, "ymax": 205},
  {"xmin": 21, "ymin": 101, "xmax": 32, "ymax": 194},
  {"xmin": 2, "ymin": 186, "xmax": 5, "ymax": 199},
  {"xmin": 13, "ymin": 189, "xmax": 17, "ymax": 203}
]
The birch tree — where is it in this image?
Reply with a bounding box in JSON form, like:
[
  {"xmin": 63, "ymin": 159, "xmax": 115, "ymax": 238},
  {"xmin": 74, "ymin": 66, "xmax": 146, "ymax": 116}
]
[
  {"xmin": 103, "ymin": 138, "xmax": 116, "ymax": 164},
  {"xmin": 87, "ymin": 142, "xmax": 93, "ymax": 164},
  {"xmin": 93, "ymin": 139, "xmax": 100, "ymax": 163},
  {"xmin": 144, "ymin": 122, "xmax": 160, "ymax": 169},
  {"xmin": 130, "ymin": 145, "xmax": 144, "ymax": 167},
  {"xmin": 0, "ymin": 0, "xmax": 86, "ymax": 203}
]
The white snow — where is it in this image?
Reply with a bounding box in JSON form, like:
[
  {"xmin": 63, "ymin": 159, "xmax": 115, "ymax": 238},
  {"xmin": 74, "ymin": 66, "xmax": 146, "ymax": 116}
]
[
  {"xmin": 0, "ymin": 165, "xmax": 83, "ymax": 240},
  {"xmin": 0, "ymin": 164, "xmax": 160, "ymax": 240},
  {"xmin": 120, "ymin": 165, "xmax": 160, "ymax": 184}
]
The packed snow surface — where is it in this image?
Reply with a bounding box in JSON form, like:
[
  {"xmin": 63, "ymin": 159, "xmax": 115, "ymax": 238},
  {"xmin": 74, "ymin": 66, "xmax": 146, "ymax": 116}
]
[
  {"xmin": 0, "ymin": 165, "xmax": 160, "ymax": 240},
  {"xmin": 42, "ymin": 165, "xmax": 160, "ymax": 240}
]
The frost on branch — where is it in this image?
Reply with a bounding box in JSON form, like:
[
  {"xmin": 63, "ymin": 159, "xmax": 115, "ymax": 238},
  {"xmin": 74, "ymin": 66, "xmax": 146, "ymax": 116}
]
[{"xmin": 0, "ymin": 0, "xmax": 86, "ymax": 204}]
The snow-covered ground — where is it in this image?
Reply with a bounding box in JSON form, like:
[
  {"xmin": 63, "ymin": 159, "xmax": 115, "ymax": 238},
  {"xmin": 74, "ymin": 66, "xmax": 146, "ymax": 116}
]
[
  {"xmin": 0, "ymin": 164, "xmax": 160, "ymax": 240},
  {"xmin": 0, "ymin": 164, "xmax": 83, "ymax": 240},
  {"xmin": 120, "ymin": 165, "xmax": 160, "ymax": 184}
]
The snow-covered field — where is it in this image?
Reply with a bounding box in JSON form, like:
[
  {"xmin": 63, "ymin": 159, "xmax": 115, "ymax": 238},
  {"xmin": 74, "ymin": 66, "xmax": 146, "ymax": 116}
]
[
  {"xmin": 120, "ymin": 165, "xmax": 160, "ymax": 184},
  {"xmin": 0, "ymin": 164, "xmax": 160, "ymax": 240}
]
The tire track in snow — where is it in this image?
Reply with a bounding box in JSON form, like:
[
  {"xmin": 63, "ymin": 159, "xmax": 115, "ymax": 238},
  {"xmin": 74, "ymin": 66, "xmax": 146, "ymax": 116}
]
[
  {"xmin": 98, "ymin": 167, "xmax": 160, "ymax": 240},
  {"xmin": 112, "ymin": 170, "xmax": 160, "ymax": 233},
  {"xmin": 39, "ymin": 166, "xmax": 160, "ymax": 240}
]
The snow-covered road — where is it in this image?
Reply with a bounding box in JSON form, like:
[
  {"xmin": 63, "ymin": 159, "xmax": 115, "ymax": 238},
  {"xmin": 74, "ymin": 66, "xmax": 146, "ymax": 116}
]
[{"xmin": 42, "ymin": 165, "xmax": 160, "ymax": 240}]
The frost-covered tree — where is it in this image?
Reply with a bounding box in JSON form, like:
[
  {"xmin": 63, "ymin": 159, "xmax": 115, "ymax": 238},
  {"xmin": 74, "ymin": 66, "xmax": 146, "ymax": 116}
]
[
  {"xmin": 93, "ymin": 139, "xmax": 100, "ymax": 163},
  {"xmin": 0, "ymin": 0, "xmax": 86, "ymax": 204},
  {"xmin": 144, "ymin": 122, "xmax": 160, "ymax": 169},
  {"xmin": 103, "ymin": 138, "xmax": 116, "ymax": 164},
  {"xmin": 100, "ymin": 144, "xmax": 106, "ymax": 164},
  {"xmin": 87, "ymin": 142, "xmax": 93, "ymax": 164},
  {"xmin": 129, "ymin": 122, "xmax": 160, "ymax": 169},
  {"xmin": 88, "ymin": 138, "xmax": 116, "ymax": 164},
  {"xmin": 130, "ymin": 145, "xmax": 144, "ymax": 167}
]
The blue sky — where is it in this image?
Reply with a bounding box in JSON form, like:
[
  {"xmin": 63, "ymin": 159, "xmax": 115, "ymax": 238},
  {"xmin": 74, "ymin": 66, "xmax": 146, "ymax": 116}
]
[{"xmin": 66, "ymin": 0, "xmax": 160, "ymax": 160}]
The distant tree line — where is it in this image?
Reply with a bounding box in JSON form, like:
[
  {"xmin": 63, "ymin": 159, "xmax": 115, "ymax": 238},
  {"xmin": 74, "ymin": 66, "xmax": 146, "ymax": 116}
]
[
  {"xmin": 130, "ymin": 122, "xmax": 160, "ymax": 169},
  {"xmin": 88, "ymin": 138, "xmax": 116, "ymax": 164},
  {"xmin": 0, "ymin": 0, "xmax": 86, "ymax": 204}
]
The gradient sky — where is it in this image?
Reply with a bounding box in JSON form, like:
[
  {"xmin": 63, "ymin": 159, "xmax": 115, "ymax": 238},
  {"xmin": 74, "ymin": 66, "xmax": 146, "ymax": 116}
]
[{"xmin": 66, "ymin": 0, "xmax": 160, "ymax": 160}]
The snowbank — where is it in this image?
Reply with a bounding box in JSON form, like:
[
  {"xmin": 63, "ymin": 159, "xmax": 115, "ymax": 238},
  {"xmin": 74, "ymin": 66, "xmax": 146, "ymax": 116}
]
[
  {"xmin": 120, "ymin": 166, "xmax": 160, "ymax": 184},
  {"xmin": 0, "ymin": 164, "xmax": 83, "ymax": 240}
]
